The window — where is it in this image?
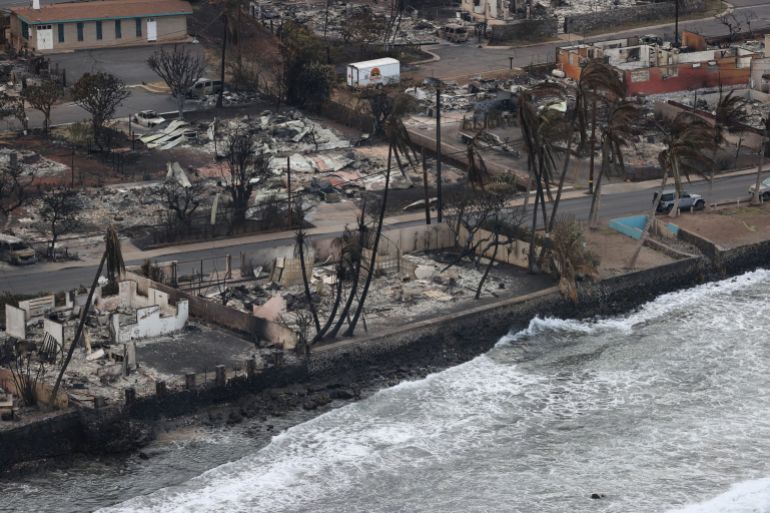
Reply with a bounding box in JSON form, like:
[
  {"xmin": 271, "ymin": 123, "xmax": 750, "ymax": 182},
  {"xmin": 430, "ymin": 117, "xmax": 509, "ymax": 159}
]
[
  {"xmin": 58, "ymin": 23, "xmax": 64, "ymax": 43},
  {"xmin": 115, "ymin": 19, "xmax": 121, "ymax": 38},
  {"xmin": 95, "ymin": 20, "xmax": 102, "ymax": 40},
  {"xmin": 21, "ymin": 21, "xmax": 29, "ymax": 39},
  {"xmin": 630, "ymin": 69, "xmax": 650, "ymax": 83},
  {"xmin": 135, "ymin": 17, "xmax": 142, "ymax": 37},
  {"xmin": 77, "ymin": 22, "xmax": 84, "ymax": 41}
]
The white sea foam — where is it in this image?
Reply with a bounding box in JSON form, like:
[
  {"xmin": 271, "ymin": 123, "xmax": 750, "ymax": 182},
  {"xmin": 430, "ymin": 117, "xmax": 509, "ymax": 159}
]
[
  {"xmin": 498, "ymin": 268, "xmax": 770, "ymax": 346},
  {"xmin": 665, "ymin": 478, "xmax": 770, "ymax": 513},
  {"xmin": 97, "ymin": 269, "xmax": 770, "ymax": 513}
]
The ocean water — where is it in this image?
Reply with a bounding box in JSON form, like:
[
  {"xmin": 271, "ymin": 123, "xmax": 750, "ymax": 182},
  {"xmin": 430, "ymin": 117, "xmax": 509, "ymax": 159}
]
[{"xmin": 6, "ymin": 270, "xmax": 770, "ymax": 513}]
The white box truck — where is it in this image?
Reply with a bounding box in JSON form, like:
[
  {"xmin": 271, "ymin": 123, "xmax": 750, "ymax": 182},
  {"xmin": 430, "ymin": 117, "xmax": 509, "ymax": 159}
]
[{"xmin": 346, "ymin": 58, "xmax": 400, "ymax": 87}]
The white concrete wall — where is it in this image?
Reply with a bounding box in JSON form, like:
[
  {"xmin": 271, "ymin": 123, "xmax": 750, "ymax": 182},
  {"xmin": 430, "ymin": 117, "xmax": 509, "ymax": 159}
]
[
  {"xmin": 18, "ymin": 295, "xmax": 54, "ymax": 318},
  {"xmin": 43, "ymin": 318, "xmax": 63, "ymax": 346},
  {"xmin": 113, "ymin": 299, "xmax": 189, "ymax": 343},
  {"xmin": 4, "ymin": 304, "xmax": 25, "ymax": 339}
]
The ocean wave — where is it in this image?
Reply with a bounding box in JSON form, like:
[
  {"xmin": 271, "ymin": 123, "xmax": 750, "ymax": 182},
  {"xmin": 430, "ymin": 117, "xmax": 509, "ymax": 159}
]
[
  {"xmin": 498, "ymin": 268, "xmax": 770, "ymax": 345},
  {"xmin": 665, "ymin": 477, "xmax": 770, "ymax": 513}
]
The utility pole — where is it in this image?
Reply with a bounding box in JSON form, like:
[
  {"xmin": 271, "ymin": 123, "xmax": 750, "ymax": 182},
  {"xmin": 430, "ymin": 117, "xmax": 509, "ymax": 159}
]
[
  {"xmin": 421, "ymin": 147, "xmax": 431, "ymax": 225},
  {"xmin": 673, "ymin": 0, "xmax": 680, "ymax": 48},
  {"xmin": 435, "ymin": 86, "xmax": 443, "ymax": 223},
  {"xmin": 287, "ymin": 156, "xmax": 292, "ymax": 227},
  {"xmin": 216, "ymin": 16, "xmax": 227, "ymax": 108}
]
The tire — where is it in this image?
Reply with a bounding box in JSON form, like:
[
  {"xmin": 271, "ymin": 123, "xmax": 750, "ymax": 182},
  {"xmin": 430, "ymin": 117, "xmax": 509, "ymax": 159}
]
[
  {"xmin": 762, "ymin": 192, "xmax": 770, "ymax": 202},
  {"xmin": 695, "ymin": 200, "xmax": 705, "ymax": 210}
]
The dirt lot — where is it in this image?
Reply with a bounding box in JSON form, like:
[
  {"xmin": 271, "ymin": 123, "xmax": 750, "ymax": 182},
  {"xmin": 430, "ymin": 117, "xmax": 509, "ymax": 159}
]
[
  {"xmin": 670, "ymin": 204, "xmax": 770, "ymax": 249},
  {"xmin": 586, "ymin": 228, "xmax": 676, "ymax": 277}
]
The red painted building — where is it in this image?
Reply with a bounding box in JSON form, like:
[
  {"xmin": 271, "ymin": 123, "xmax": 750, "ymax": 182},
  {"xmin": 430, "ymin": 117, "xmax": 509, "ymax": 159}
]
[{"xmin": 556, "ymin": 32, "xmax": 757, "ymax": 96}]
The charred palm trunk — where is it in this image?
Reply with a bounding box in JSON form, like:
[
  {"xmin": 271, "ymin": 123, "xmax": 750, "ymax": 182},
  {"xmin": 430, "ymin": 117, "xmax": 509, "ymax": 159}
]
[
  {"xmin": 475, "ymin": 228, "xmax": 499, "ymax": 299},
  {"xmin": 314, "ymin": 270, "xmax": 344, "ymax": 343},
  {"xmin": 51, "ymin": 250, "xmax": 107, "ymax": 401},
  {"xmin": 588, "ymin": 136, "xmax": 610, "ymax": 229},
  {"xmin": 297, "ymin": 231, "xmax": 321, "ymax": 335},
  {"xmin": 629, "ymin": 165, "xmax": 670, "ymax": 268},
  {"xmin": 345, "ymin": 146, "xmax": 392, "ymax": 337},
  {"xmin": 329, "ymin": 213, "xmax": 367, "ymax": 339},
  {"xmin": 752, "ymin": 134, "xmax": 766, "ymax": 206}
]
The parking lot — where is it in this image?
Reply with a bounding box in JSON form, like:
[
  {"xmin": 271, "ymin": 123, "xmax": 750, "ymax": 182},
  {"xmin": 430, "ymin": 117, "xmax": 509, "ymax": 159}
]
[{"xmin": 47, "ymin": 43, "xmax": 207, "ymax": 86}]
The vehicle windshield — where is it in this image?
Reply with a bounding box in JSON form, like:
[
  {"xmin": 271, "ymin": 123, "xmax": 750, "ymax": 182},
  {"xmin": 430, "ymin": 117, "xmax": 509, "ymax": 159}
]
[
  {"xmin": 762, "ymin": 178, "xmax": 770, "ymax": 187},
  {"xmin": 10, "ymin": 242, "xmax": 27, "ymax": 250},
  {"xmin": 660, "ymin": 193, "xmax": 674, "ymax": 201}
]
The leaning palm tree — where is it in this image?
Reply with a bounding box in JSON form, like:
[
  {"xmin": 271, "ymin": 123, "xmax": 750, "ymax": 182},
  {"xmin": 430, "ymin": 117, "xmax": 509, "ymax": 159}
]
[
  {"xmin": 51, "ymin": 226, "xmax": 124, "ymax": 403},
  {"xmin": 750, "ymin": 116, "xmax": 770, "ymax": 206},
  {"xmin": 588, "ymin": 101, "xmax": 639, "ymax": 229},
  {"xmin": 629, "ymin": 113, "xmax": 713, "ymax": 268},
  {"xmin": 710, "ymin": 88, "xmax": 747, "ymax": 207}
]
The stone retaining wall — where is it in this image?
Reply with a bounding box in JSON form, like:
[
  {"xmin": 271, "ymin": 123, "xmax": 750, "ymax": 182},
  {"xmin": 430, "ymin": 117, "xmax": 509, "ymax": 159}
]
[{"xmin": 565, "ymin": 0, "xmax": 705, "ymax": 35}]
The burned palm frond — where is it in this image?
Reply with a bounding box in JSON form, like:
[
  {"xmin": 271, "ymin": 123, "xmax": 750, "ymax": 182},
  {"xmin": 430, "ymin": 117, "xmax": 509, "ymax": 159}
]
[
  {"xmin": 104, "ymin": 225, "xmax": 125, "ymax": 286},
  {"xmin": 544, "ymin": 216, "xmax": 599, "ymax": 303}
]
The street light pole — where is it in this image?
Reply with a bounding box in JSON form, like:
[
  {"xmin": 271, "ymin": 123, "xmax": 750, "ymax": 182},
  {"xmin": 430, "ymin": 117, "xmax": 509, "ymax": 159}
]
[{"xmin": 435, "ymin": 86, "xmax": 443, "ymax": 223}]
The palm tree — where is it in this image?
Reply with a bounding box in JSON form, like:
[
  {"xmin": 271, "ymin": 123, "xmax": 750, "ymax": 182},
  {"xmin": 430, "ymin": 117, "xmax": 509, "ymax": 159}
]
[
  {"xmin": 575, "ymin": 60, "xmax": 625, "ymax": 194},
  {"xmin": 588, "ymin": 101, "xmax": 638, "ymax": 229},
  {"xmin": 710, "ymin": 89, "xmax": 747, "ymax": 207},
  {"xmin": 345, "ymin": 146, "xmax": 392, "ymax": 337},
  {"xmin": 294, "ymin": 218, "xmax": 321, "ymax": 336},
  {"xmin": 750, "ymin": 116, "xmax": 770, "ymax": 206},
  {"xmin": 328, "ymin": 207, "xmax": 367, "ymax": 339},
  {"xmin": 313, "ymin": 227, "xmax": 357, "ymax": 343},
  {"xmin": 518, "ymin": 84, "xmax": 569, "ymax": 272},
  {"xmin": 51, "ymin": 226, "xmax": 124, "ymax": 403},
  {"xmin": 629, "ymin": 113, "xmax": 712, "ymax": 268}
]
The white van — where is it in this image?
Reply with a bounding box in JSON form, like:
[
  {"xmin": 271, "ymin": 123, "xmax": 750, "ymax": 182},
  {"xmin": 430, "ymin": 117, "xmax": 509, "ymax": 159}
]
[
  {"xmin": 187, "ymin": 78, "xmax": 224, "ymax": 98},
  {"xmin": 440, "ymin": 23, "xmax": 469, "ymax": 43}
]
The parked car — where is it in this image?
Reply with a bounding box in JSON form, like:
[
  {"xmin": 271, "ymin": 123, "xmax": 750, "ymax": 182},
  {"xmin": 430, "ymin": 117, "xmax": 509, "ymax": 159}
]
[
  {"xmin": 187, "ymin": 78, "xmax": 223, "ymax": 98},
  {"xmin": 654, "ymin": 190, "xmax": 705, "ymax": 213},
  {"xmin": 439, "ymin": 23, "xmax": 469, "ymax": 43},
  {"xmin": 0, "ymin": 234, "xmax": 37, "ymax": 265},
  {"xmin": 132, "ymin": 110, "xmax": 166, "ymax": 128},
  {"xmin": 748, "ymin": 177, "xmax": 770, "ymax": 201}
]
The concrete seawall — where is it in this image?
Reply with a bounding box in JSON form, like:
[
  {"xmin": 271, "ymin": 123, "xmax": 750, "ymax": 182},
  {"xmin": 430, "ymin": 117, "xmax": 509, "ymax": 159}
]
[{"xmin": 2, "ymin": 238, "xmax": 768, "ymax": 470}]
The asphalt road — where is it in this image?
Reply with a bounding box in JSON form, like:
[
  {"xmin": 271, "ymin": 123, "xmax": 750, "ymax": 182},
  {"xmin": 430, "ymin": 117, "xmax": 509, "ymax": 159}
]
[
  {"xmin": 421, "ymin": 0, "xmax": 770, "ymax": 79},
  {"xmin": 0, "ymin": 171, "xmax": 760, "ymax": 295}
]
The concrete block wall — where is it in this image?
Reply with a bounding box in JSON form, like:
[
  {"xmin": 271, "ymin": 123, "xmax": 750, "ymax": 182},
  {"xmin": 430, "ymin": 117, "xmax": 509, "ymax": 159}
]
[
  {"xmin": 488, "ymin": 17, "xmax": 557, "ymax": 43},
  {"xmin": 112, "ymin": 299, "xmax": 189, "ymax": 343}
]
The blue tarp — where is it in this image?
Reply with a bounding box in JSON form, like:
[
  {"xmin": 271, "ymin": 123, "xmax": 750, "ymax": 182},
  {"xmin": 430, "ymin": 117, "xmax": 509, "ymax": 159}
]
[{"xmin": 609, "ymin": 215, "xmax": 679, "ymax": 240}]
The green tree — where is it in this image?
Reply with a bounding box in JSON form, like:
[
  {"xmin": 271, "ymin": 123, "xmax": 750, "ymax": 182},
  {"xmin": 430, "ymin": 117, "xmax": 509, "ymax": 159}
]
[
  {"xmin": 23, "ymin": 80, "xmax": 61, "ymax": 133},
  {"xmin": 280, "ymin": 22, "xmax": 334, "ymax": 112},
  {"xmin": 39, "ymin": 186, "xmax": 80, "ymax": 259},
  {"xmin": 710, "ymin": 89, "xmax": 747, "ymax": 207},
  {"xmin": 71, "ymin": 72, "xmax": 130, "ymax": 150},
  {"xmin": 629, "ymin": 113, "xmax": 713, "ymax": 268},
  {"xmin": 750, "ymin": 116, "xmax": 769, "ymax": 206},
  {"xmin": 588, "ymin": 101, "xmax": 638, "ymax": 229},
  {"xmin": 148, "ymin": 44, "xmax": 207, "ymax": 120},
  {"xmin": 576, "ymin": 60, "xmax": 625, "ymax": 195}
]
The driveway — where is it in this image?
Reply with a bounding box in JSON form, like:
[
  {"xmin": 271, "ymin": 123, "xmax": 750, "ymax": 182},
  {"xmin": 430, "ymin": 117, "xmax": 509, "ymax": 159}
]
[{"xmin": 47, "ymin": 43, "xmax": 208, "ymax": 86}]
